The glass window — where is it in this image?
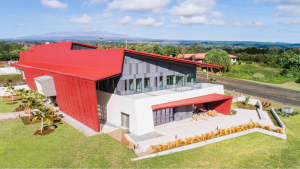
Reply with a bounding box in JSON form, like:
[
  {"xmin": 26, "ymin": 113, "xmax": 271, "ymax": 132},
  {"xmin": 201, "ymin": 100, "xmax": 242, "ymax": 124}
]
[
  {"xmin": 129, "ymin": 79, "xmax": 133, "ymax": 94},
  {"xmin": 144, "ymin": 78, "xmax": 150, "ymax": 92},
  {"xmin": 125, "ymin": 80, "xmax": 127, "ymax": 95},
  {"xmin": 136, "ymin": 78, "xmax": 142, "ymax": 93},
  {"xmin": 176, "ymin": 75, "xmax": 185, "ymax": 87},
  {"xmin": 187, "ymin": 74, "xmax": 196, "ymax": 85},
  {"xmin": 159, "ymin": 76, "xmax": 163, "ymax": 90}
]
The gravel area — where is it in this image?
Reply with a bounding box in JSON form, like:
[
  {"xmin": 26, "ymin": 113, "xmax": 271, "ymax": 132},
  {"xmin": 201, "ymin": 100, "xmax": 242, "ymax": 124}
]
[
  {"xmin": 58, "ymin": 111, "xmax": 101, "ymax": 137},
  {"xmin": 126, "ymin": 132, "xmax": 163, "ymax": 142}
]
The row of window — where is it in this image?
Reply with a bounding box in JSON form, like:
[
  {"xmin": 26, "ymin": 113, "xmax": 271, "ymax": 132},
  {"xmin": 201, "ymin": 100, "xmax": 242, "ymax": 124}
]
[{"xmin": 124, "ymin": 74, "xmax": 196, "ymax": 95}]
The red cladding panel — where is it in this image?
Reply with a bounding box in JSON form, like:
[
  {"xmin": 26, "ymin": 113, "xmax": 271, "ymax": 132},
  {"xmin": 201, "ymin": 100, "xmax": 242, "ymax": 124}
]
[
  {"xmin": 152, "ymin": 93, "xmax": 233, "ymax": 115},
  {"xmin": 23, "ymin": 68, "xmax": 100, "ymax": 132},
  {"xmin": 210, "ymin": 98, "xmax": 233, "ymax": 115}
]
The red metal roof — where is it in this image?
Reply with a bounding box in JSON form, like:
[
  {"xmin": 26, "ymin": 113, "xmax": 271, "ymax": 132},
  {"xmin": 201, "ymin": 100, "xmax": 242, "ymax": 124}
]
[
  {"xmin": 13, "ymin": 61, "xmax": 119, "ymax": 81},
  {"xmin": 12, "ymin": 42, "xmax": 221, "ymax": 81},
  {"xmin": 151, "ymin": 93, "xmax": 233, "ymax": 110},
  {"xmin": 178, "ymin": 53, "xmax": 238, "ymax": 60},
  {"xmin": 125, "ymin": 49, "xmax": 221, "ymax": 68}
]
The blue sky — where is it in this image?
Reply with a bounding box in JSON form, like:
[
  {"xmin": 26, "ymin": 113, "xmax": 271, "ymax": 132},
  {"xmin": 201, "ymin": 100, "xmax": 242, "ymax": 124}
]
[{"xmin": 1, "ymin": 0, "xmax": 300, "ymax": 43}]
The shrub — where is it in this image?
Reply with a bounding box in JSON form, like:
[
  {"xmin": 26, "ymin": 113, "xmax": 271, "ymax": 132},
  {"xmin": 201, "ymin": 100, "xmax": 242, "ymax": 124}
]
[
  {"xmin": 209, "ymin": 77, "xmax": 216, "ymax": 83},
  {"xmin": 238, "ymin": 62, "xmax": 242, "ymax": 65},
  {"xmin": 296, "ymin": 78, "xmax": 300, "ymax": 83}
]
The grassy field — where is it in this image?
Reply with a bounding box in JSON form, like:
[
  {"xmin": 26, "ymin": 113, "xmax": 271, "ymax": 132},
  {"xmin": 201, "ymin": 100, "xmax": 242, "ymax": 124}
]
[
  {"xmin": 0, "ymin": 74, "xmax": 26, "ymax": 84},
  {"xmin": 0, "ymin": 97, "xmax": 22, "ymax": 113},
  {"xmin": 0, "ymin": 114, "xmax": 299, "ymax": 168},
  {"xmin": 222, "ymin": 63, "xmax": 298, "ymax": 84}
]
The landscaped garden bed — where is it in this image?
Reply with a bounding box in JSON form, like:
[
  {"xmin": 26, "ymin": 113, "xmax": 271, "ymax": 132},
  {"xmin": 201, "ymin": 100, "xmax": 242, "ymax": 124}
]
[
  {"xmin": 21, "ymin": 115, "xmax": 62, "ymax": 125},
  {"xmin": 150, "ymin": 122, "xmax": 284, "ymax": 153},
  {"xmin": 33, "ymin": 128, "xmax": 56, "ymax": 136},
  {"xmin": 232, "ymin": 101, "xmax": 257, "ymax": 110}
]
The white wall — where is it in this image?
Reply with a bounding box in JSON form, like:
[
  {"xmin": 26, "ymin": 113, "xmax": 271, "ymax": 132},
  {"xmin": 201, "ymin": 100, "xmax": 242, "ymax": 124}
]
[
  {"xmin": 134, "ymin": 85, "xmax": 224, "ymax": 135},
  {"xmin": 97, "ymin": 84, "xmax": 224, "ymax": 135},
  {"xmin": 0, "ymin": 85, "xmax": 30, "ymax": 96},
  {"xmin": 0, "ymin": 67, "xmax": 22, "ymax": 75}
]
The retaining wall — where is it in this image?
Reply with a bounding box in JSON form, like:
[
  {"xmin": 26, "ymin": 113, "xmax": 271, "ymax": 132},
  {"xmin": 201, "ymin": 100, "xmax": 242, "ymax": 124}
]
[{"xmin": 132, "ymin": 127, "xmax": 286, "ymax": 161}]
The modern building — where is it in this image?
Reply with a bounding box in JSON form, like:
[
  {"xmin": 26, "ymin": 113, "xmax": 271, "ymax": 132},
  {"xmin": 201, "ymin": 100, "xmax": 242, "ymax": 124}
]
[
  {"xmin": 178, "ymin": 53, "xmax": 238, "ymax": 63},
  {"xmin": 12, "ymin": 42, "xmax": 233, "ymax": 135}
]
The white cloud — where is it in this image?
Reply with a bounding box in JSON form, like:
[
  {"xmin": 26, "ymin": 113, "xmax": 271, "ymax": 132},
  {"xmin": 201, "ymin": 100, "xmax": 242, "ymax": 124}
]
[
  {"xmin": 118, "ymin": 16, "xmax": 133, "ymax": 25},
  {"xmin": 69, "ymin": 14, "xmax": 92, "ymax": 25},
  {"xmin": 83, "ymin": 0, "xmax": 107, "ymax": 6},
  {"xmin": 133, "ymin": 17, "xmax": 164, "ymax": 27},
  {"xmin": 107, "ymin": 0, "xmax": 170, "ymax": 12},
  {"xmin": 279, "ymin": 18, "xmax": 300, "ymax": 25},
  {"xmin": 179, "ymin": 16, "xmax": 207, "ymax": 25},
  {"xmin": 153, "ymin": 21, "xmax": 164, "ymax": 27},
  {"xmin": 211, "ymin": 11, "xmax": 224, "ymax": 18},
  {"xmin": 102, "ymin": 13, "xmax": 112, "ymax": 18},
  {"xmin": 231, "ymin": 20, "xmax": 268, "ymax": 27},
  {"xmin": 170, "ymin": 0, "xmax": 216, "ymax": 16},
  {"xmin": 41, "ymin": 0, "xmax": 68, "ymax": 9},
  {"xmin": 167, "ymin": 24, "xmax": 177, "ymax": 27},
  {"xmin": 210, "ymin": 19, "xmax": 225, "ymax": 25},
  {"xmin": 15, "ymin": 23, "xmax": 25, "ymax": 27},
  {"xmin": 276, "ymin": 4, "xmax": 300, "ymax": 16}
]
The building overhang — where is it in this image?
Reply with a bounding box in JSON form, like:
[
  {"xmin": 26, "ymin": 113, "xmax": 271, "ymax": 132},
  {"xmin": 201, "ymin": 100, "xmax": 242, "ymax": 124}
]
[{"xmin": 151, "ymin": 93, "xmax": 233, "ymax": 111}]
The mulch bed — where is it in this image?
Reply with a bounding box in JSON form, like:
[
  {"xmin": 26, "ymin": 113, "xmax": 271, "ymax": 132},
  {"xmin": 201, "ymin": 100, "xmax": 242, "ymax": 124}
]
[
  {"xmin": 33, "ymin": 128, "xmax": 56, "ymax": 136},
  {"xmin": 2, "ymin": 96, "xmax": 22, "ymax": 103},
  {"xmin": 5, "ymin": 102, "xmax": 19, "ymax": 105},
  {"xmin": 21, "ymin": 116, "xmax": 62, "ymax": 126}
]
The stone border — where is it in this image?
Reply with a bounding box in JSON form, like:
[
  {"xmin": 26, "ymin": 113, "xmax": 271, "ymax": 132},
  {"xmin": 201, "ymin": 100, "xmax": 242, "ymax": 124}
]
[
  {"xmin": 132, "ymin": 128, "xmax": 286, "ymax": 161},
  {"xmin": 271, "ymin": 108, "xmax": 285, "ymax": 131}
]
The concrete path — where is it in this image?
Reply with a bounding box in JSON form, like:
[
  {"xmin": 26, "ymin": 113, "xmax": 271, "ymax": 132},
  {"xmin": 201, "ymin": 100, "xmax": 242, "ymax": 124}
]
[{"xmin": 0, "ymin": 111, "xmax": 30, "ymax": 121}]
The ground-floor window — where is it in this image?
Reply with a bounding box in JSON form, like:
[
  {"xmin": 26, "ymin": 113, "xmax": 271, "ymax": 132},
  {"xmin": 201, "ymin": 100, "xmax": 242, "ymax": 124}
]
[
  {"xmin": 153, "ymin": 108, "xmax": 173, "ymax": 126},
  {"xmin": 144, "ymin": 78, "xmax": 150, "ymax": 92}
]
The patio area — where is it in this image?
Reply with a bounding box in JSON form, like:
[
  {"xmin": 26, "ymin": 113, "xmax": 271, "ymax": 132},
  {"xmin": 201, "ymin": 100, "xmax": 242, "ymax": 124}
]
[{"xmin": 133, "ymin": 108, "xmax": 274, "ymax": 154}]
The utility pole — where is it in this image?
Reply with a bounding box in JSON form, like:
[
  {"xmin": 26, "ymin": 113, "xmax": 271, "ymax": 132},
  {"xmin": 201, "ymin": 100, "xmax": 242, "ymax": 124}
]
[{"xmin": 206, "ymin": 59, "xmax": 209, "ymax": 80}]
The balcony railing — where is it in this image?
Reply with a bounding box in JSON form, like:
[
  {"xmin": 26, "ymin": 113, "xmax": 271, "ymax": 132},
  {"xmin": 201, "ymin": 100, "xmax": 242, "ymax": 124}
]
[{"xmin": 123, "ymin": 82, "xmax": 204, "ymax": 96}]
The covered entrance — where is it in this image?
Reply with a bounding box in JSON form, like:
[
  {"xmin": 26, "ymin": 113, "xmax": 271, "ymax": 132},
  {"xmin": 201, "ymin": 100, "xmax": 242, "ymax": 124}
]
[{"xmin": 151, "ymin": 93, "xmax": 233, "ymax": 126}]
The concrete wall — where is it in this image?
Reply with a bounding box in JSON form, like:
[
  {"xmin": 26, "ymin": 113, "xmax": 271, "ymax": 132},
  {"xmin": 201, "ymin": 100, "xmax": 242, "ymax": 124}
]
[
  {"xmin": 0, "ymin": 67, "xmax": 22, "ymax": 75},
  {"xmin": 97, "ymin": 83, "xmax": 224, "ymax": 135}
]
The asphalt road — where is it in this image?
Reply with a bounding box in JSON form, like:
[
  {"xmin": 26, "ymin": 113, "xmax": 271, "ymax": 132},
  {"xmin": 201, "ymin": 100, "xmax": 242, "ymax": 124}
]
[{"xmin": 196, "ymin": 75, "xmax": 300, "ymax": 106}]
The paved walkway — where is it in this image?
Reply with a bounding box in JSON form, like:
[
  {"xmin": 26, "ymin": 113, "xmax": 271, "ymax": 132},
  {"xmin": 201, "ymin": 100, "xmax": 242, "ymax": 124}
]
[{"xmin": 0, "ymin": 111, "xmax": 30, "ymax": 121}]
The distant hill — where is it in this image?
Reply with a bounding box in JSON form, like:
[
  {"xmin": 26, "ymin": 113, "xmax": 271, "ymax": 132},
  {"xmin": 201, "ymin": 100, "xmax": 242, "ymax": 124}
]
[
  {"xmin": 3, "ymin": 30, "xmax": 300, "ymax": 49},
  {"xmin": 6, "ymin": 30, "xmax": 146, "ymax": 41}
]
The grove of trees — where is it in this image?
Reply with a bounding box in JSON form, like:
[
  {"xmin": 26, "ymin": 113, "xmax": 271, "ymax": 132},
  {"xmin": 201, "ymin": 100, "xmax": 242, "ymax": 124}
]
[{"xmin": 0, "ymin": 41, "xmax": 29, "ymax": 61}]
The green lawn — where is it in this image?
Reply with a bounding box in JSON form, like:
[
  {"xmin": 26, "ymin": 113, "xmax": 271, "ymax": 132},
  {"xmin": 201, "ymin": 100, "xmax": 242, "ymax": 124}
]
[
  {"xmin": 0, "ymin": 97, "xmax": 22, "ymax": 113},
  {"xmin": 222, "ymin": 63, "xmax": 298, "ymax": 84},
  {"xmin": 0, "ymin": 115, "xmax": 300, "ymax": 168}
]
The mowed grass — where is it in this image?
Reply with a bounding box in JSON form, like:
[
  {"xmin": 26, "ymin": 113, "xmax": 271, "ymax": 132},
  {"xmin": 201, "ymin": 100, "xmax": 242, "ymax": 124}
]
[
  {"xmin": 222, "ymin": 63, "xmax": 297, "ymax": 84},
  {"xmin": 0, "ymin": 97, "xmax": 22, "ymax": 113},
  {"xmin": 1, "ymin": 115, "xmax": 300, "ymax": 168}
]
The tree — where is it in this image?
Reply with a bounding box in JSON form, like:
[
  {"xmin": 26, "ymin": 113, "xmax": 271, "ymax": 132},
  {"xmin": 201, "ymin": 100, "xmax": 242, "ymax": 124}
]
[
  {"xmin": 269, "ymin": 45, "xmax": 278, "ymax": 55},
  {"xmin": 152, "ymin": 44, "xmax": 164, "ymax": 55},
  {"xmin": 203, "ymin": 49, "xmax": 231, "ymax": 73},
  {"xmin": 163, "ymin": 46, "xmax": 176, "ymax": 57},
  {"xmin": 4, "ymin": 85, "xmax": 16, "ymax": 103},
  {"xmin": 175, "ymin": 45, "xmax": 182, "ymax": 57},
  {"xmin": 191, "ymin": 42, "xmax": 201, "ymax": 53}
]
